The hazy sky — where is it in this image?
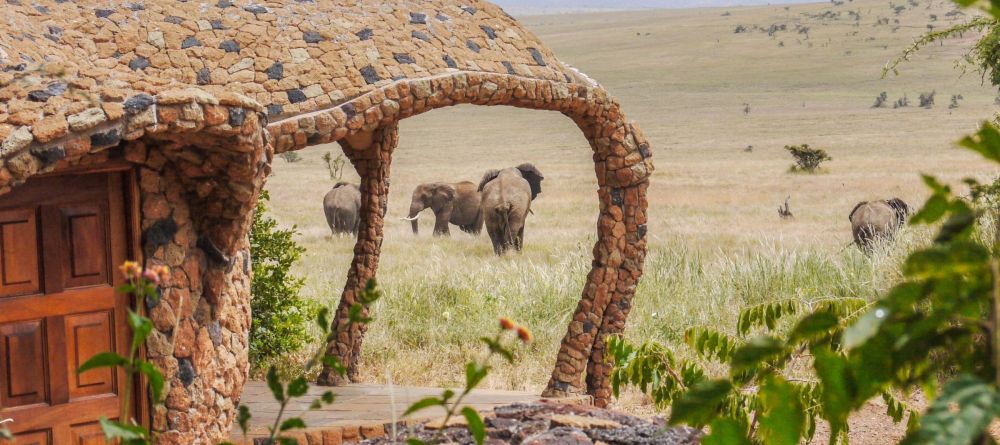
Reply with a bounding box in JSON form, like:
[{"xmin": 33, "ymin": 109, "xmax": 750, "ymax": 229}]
[{"xmin": 493, "ymin": 0, "xmax": 818, "ymax": 12}]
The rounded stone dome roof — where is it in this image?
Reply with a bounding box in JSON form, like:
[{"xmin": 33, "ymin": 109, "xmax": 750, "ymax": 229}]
[{"xmin": 0, "ymin": 0, "xmax": 596, "ymax": 146}]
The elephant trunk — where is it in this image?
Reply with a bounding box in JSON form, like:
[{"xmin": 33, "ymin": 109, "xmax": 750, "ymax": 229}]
[{"xmin": 406, "ymin": 201, "xmax": 424, "ymax": 234}]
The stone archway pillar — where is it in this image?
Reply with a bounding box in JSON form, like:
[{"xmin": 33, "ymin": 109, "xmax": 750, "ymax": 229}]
[{"xmin": 317, "ymin": 123, "xmax": 398, "ymax": 385}]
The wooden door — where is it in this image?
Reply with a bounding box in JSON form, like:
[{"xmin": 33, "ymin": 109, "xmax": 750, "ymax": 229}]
[{"xmin": 0, "ymin": 170, "xmax": 137, "ymax": 445}]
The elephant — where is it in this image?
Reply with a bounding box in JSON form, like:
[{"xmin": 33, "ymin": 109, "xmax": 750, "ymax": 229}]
[
  {"xmin": 849, "ymin": 198, "xmax": 910, "ymax": 250},
  {"xmin": 323, "ymin": 182, "xmax": 361, "ymax": 235},
  {"xmin": 402, "ymin": 181, "xmax": 484, "ymax": 236},
  {"xmin": 478, "ymin": 163, "xmax": 544, "ymax": 255}
]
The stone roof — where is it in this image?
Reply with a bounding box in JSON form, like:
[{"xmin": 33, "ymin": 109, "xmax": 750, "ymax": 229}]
[{"xmin": 0, "ymin": 0, "xmax": 595, "ymax": 158}]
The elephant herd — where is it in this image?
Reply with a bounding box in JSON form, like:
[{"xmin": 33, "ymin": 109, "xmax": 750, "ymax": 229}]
[{"xmin": 322, "ymin": 164, "xmax": 545, "ymax": 255}]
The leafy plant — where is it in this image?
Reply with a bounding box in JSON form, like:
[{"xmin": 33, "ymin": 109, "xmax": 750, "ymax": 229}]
[
  {"xmin": 278, "ymin": 151, "xmax": 302, "ymax": 163},
  {"xmin": 249, "ymin": 190, "xmax": 319, "ymax": 373},
  {"xmin": 322, "ymin": 151, "xmax": 347, "ymax": 181},
  {"xmin": 785, "ymin": 144, "xmax": 832, "ymax": 172},
  {"xmin": 403, "ymin": 318, "xmax": 532, "ymax": 445},
  {"xmin": 75, "ymin": 261, "xmax": 170, "ymax": 444}
]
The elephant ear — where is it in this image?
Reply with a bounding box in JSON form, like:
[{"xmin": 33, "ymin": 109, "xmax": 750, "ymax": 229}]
[
  {"xmin": 885, "ymin": 198, "xmax": 910, "ymax": 226},
  {"xmin": 432, "ymin": 183, "xmax": 456, "ymax": 202},
  {"xmin": 478, "ymin": 169, "xmax": 501, "ymax": 192},
  {"xmin": 516, "ymin": 163, "xmax": 544, "ymax": 200},
  {"xmin": 849, "ymin": 201, "xmax": 867, "ymax": 222}
]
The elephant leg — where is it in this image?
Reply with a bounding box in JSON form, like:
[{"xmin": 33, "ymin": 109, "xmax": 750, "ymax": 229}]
[
  {"xmin": 515, "ymin": 225, "xmax": 525, "ymax": 251},
  {"xmin": 317, "ymin": 123, "xmax": 398, "ymax": 386},
  {"xmin": 433, "ymin": 204, "xmax": 453, "ymax": 236},
  {"xmin": 487, "ymin": 227, "xmax": 504, "ymax": 255}
]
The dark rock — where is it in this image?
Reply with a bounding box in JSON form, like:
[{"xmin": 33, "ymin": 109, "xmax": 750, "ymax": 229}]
[
  {"xmin": 462, "ymin": 6, "xmax": 477, "ymax": 14},
  {"xmin": 208, "ymin": 321, "xmax": 224, "ymax": 347},
  {"xmin": 129, "ymin": 56, "xmax": 150, "ymax": 71},
  {"xmin": 181, "ymin": 37, "xmax": 201, "ymax": 49},
  {"xmin": 357, "ymin": 28, "xmax": 373, "ymax": 40},
  {"xmin": 6, "ymin": 0, "xmax": 20, "ymax": 5},
  {"xmin": 243, "ymin": 4, "xmax": 268, "ymax": 14},
  {"xmin": 583, "ymin": 320, "xmax": 594, "ymax": 333},
  {"xmin": 502, "ymin": 61, "xmax": 516, "ymax": 75},
  {"xmin": 164, "ymin": 15, "xmax": 184, "ymax": 24},
  {"xmin": 178, "ymin": 358, "xmax": 196, "ymax": 387},
  {"xmin": 45, "ymin": 82, "xmax": 67, "ymax": 96},
  {"xmin": 34, "ymin": 5, "xmax": 49, "ymax": 13},
  {"xmin": 286, "ymin": 89, "xmax": 307, "ymax": 104},
  {"xmin": 47, "ymin": 26, "xmax": 63, "ymax": 38},
  {"xmin": 197, "ymin": 68, "xmax": 211, "ymax": 85},
  {"xmin": 144, "ymin": 218, "xmax": 178, "ymax": 251},
  {"xmin": 436, "ymin": 13, "xmax": 449, "ymax": 21},
  {"xmin": 217, "ymin": 0, "xmax": 231, "ymax": 7},
  {"xmin": 198, "ymin": 235, "xmax": 231, "ymax": 267},
  {"xmin": 443, "ymin": 55, "xmax": 457, "ymax": 68},
  {"xmin": 359, "ymin": 65, "xmax": 380, "ymax": 84},
  {"xmin": 27, "ymin": 90, "xmax": 51, "ymax": 102},
  {"xmin": 266, "ymin": 104, "xmax": 283, "ymax": 117},
  {"xmin": 127, "ymin": 3, "xmax": 145, "ymax": 11},
  {"xmin": 341, "ymin": 102, "xmax": 356, "ymax": 119},
  {"xmin": 211, "ymin": 19, "xmax": 224, "ymax": 29},
  {"xmin": 522, "ymin": 427, "xmax": 593, "ymax": 445},
  {"xmin": 95, "ymin": 8, "xmax": 114, "ymax": 18},
  {"xmin": 90, "ymin": 130, "xmax": 120, "ymax": 149},
  {"xmin": 266, "ymin": 62, "xmax": 283, "ymax": 80},
  {"xmin": 394, "ymin": 53, "xmax": 415, "ymax": 64},
  {"xmin": 219, "ymin": 40, "xmax": 240, "ymax": 52},
  {"xmin": 639, "ymin": 143, "xmax": 651, "ymax": 159},
  {"xmin": 410, "ymin": 12, "xmax": 426, "ymax": 24},
  {"xmin": 529, "ymin": 48, "xmax": 547, "ymax": 66},
  {"xmin": 124, "ymin": 94, "xmax": 156, "ymax": 115},
  {"xmin": 303, "ymin": 31, "xmax": 324, "ymax": 43},
  {"xmin": 228, "ymin": 108, "xmax": 246, "ymax": 127},
  {"xmin": 611, "ymin": 188, "xmax": 623, "ymax": 206},
  {"xmin": 466, "ymin": 40, "xmax": 480, "ymax": 52},
  {"xmin": 29, "ymin": 146, "xmax": 65, "ymax": 166},
  {"xmin": 480, "ymin": 25, "xmax": 497, "ymax": 39},
  {"xmin": 638, "ymin": 224, "xmax": 647, "ymax": 239},
  {"xmin": 412, "ymin": 30, "xmax": 430, "ymax": 42}
]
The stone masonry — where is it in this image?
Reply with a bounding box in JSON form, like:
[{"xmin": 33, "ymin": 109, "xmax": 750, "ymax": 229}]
[{"xmin": 0, "ymin": 0, "xmax": 653, "ymax": 442}]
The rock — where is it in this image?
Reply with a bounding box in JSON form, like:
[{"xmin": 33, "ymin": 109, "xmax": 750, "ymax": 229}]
[
  {"xmin": 522, "ymin": 427, "xmax": 593, "ymax": 445},
  {"xmin": 550, "ymin": 415, "xmax": 621, "ymax": 430},
  {"xmin": 67, "ymin": 107, "xmax": 107, "ymax": 131},
  {"xmin": 1, "ymin": 126, "xmax": 33, "ymax": 156}
]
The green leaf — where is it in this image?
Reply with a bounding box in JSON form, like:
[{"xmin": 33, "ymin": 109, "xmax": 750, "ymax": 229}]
[
  {"xmin": 813, "ymin": 346, "xmax": 853, "ymax": 439},
  {"xmin": 669, "ymin": 379, "xmax": 732, "ymax": 427},
  {"xmin": 136, "ymin": 360, "xmax": 164, "ymax": 403},
  {"xmin": 788, "ymin": 310, "xmax": 839, "ymax": 343},
  {"xmin": 77, "ymin": 352, "xmax": 128, "ymax": 374},
  {"xmin": 316, "ymin": 308, "xmax": 331, "ymax": 332},
  {"xmin": 321, "ymin": 391, "xmax": 335, "ymax": 404},
  {"xmin": 465, "ymin": 362, "xmax": 489, "ymax": 391},
  {"xmin": 403, "ymin": 397, "xmax": 444, "ymax": 417},
  {"xmin": 701, "ymin": 418, "xmax": 752, "ymax": 445},
  {"xmin": 237, "ymin": 405, "xmax": 252, "ymax": 435},
  {"xmin": 348, "ymin": 303, "xmax": 372, "ymax": 324},
  {"xmin": 266, "ymin": 367, "xmax": 284, "ymax": 403},
  {"xmin": 99, "ymin": 417, "xmax": 148, "ymax": 440},
  {"xmin": 843, "ymin": 306, "xmax": 890, "ymax": 350},
  {"xmin": 406, "ymin": 439, "xmax": 428, "ymax": 445},
  {"xmin": 730, "ymin": 336, "xmax": 786, "ymax": 374},
  {"xmin": 757, "ymin": 376, "xmax": 805, "ymax": 445},
  {"xmin": 958, "ymin": 122, "xmax": 1000, "ymax": 164},
  {"xmin": 287, "ymin": 377, "xmax": 309, "ymax": 398},
  {"xmin": 902, "ymin": 374, "xmax": 1000, "ymax": 445},
  {"xmin": 910, "ymin": 191, "xmax": 949, "ymax": 225},
  {"xmin": 127, "ymin": 310, "xmax": 153, "ymax": 349},
  {"xmin": 321, "ymin": 355, "xmax": 347, "ymax": 377},
  {"xmin": 461, "ymin": 407, "xmax": 486, "ymax": 445},
  {"xmin": 279, "ymin": 417, "xmax": 306, "ymax": 432}
]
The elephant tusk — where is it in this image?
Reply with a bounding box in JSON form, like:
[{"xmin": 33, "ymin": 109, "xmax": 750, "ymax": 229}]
[
  {"xmin": 1, "ymin": 418, "xmax": 12, "ymax": 425},
  {"xmin": 400, "ymin": 215, "xmax": 420, "ymax": 221}
]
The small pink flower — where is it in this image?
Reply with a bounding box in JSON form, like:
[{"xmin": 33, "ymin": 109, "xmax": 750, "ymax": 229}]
[
  {"xmin": 153, "ymin": 265, "xmax": 171, "ymax": 284},
  {"xmin": 142, "ymin": 269, "xmax": 161, "ymax": 285},
  {"xmin": 119, "ymin": 261, "xmax": 141, "ymax": 280}
]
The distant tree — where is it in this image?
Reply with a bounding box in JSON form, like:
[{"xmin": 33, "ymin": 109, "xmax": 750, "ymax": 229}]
[
  {"xmin": 873, "ymin": 91, "xmax": 889, "ymax": 108},
  {"xmin": 785, "ymin": 144, "xmax": 832, "ymax": 173},
  {"xmin": 919, "ymin": 90, "xmax": 936, "ymax": 108}
]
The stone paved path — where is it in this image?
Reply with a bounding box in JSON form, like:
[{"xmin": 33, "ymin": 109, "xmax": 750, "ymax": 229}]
[{"xmin": 232, "ymin": 382, "xmax": 551, "ymax": 442}]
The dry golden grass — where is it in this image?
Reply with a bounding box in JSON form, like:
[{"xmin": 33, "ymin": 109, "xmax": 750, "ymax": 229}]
[{"xmin": 262, "ymin": 0, "xmax": 1000, "ymax": 409}]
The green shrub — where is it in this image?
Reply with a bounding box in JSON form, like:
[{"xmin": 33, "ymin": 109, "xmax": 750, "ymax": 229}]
[
  {"xmin": 249, "ymin": 190, "xmax": 318, "ymax": 373},
  {"xmin": 785, "ymin": 144, "xmax": 831, "ymax": 173}
]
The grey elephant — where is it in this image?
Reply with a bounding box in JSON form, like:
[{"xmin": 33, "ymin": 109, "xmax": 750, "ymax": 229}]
[
  {"xmin": 849, "ymin": 198, "xmax": 910, "ymax": 250},
  {"xmin": 478, "ymin": 163, "xmax": 544, "ymax": 255},
  {"xmin": 323, "ymin": 182, "xmax": 361, "ymax": 235},
  {"xmin": 402, "ymin": 181, "xmax": 483, "ymax": 236}
]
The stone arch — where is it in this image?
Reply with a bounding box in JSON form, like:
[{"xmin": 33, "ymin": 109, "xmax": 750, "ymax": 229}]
[{"xmin": 269, "ymin": 71, "xmax": 652, "ymax": 407}]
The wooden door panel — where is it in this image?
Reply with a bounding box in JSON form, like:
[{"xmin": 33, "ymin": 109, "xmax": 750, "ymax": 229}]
[
  {"xmin": 64, "ymin": 311, "xmax": 115, "ymax": 400},
  {"xmin": 4, "ymin": 429, "xmax": 50, "ymax": 445},
  {"xmin": 0, "ymin": 209, "xmax": 40, "ymax": 298},
  {"xmin": 69, "ymin": 422, "xmax": 110, "ymax": 445},
  {"xmin": 0, "ymin": 319, "xmax": 48, "ymax": 408},
  {"xmin": 60, "ymin": 205, "xmax": 108, "ymax": 290}
]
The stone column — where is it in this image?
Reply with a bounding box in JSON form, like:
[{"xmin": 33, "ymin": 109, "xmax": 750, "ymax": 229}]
[{"xmin": 317, "ymin": 122, "xmax": 397, "ymax": 385}]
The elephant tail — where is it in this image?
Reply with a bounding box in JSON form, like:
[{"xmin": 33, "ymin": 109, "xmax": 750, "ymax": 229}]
[{"xmin": 495, "ymin": 202, "xmax": 515, "ymax": 248}]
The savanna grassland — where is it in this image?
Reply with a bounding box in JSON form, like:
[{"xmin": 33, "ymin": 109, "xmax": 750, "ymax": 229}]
[{"xmin": 263, "ymin": 0, "xmax": 1000, "ymax": 417}]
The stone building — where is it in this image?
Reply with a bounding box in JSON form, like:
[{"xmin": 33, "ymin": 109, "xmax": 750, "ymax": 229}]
[{"xmin": 0, "ymin": 0, "xmax": 653, "ymax": 443}]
